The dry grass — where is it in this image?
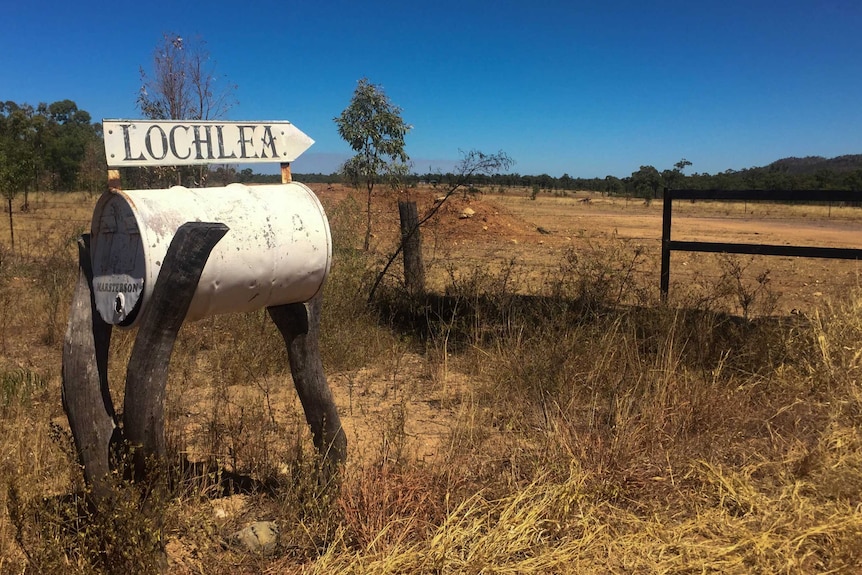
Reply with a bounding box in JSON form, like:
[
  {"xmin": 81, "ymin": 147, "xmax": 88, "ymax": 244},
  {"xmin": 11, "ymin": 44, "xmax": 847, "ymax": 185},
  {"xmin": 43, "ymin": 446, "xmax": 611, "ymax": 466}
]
[{"xmin": 1, "ymin": 188, "xmax": 861, "ymax": 574}]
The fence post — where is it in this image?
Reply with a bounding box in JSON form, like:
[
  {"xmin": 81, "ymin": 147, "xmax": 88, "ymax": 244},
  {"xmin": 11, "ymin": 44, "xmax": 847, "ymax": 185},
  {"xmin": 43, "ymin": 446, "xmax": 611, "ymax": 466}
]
[
  {"xmin": 398, "ymin": 200, "xmax": 425, "ymax": 298},
  {"xmin": 660, "ymin": 187, "xmax": 673, "ymax": 302}
]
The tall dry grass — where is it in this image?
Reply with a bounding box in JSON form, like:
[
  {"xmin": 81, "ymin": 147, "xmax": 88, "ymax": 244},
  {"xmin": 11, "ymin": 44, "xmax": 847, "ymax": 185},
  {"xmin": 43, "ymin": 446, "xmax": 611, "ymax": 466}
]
[{"xmin": 0, "ymin": 190, "xmax": 860, "ymax": 573}]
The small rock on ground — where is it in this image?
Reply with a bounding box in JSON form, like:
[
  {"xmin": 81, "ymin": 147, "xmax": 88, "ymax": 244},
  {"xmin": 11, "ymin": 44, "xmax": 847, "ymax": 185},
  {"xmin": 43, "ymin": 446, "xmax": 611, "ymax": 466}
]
[{"xmin": 232, "ymin": 521, "xmax": 279, "ymax": 555}]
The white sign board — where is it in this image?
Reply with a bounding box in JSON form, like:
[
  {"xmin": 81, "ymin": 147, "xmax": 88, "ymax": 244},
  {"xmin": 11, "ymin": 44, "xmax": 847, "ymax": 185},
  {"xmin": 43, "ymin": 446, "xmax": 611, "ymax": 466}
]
[{"xmin": 103, "ymin": 120, "xmax": 314, "ymax": 167}]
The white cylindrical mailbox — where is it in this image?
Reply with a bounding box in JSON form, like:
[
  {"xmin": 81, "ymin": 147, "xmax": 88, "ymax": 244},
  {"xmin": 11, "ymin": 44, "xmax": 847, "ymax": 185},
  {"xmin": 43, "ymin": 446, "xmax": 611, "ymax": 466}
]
[{"xmin": 90, "ymin": 182, "xmax": 331, "ymax": 327}]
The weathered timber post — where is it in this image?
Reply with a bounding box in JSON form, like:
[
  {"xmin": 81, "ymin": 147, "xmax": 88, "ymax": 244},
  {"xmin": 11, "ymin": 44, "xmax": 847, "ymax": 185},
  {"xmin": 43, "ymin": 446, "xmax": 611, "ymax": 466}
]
[
  {"xmin": 123, "ymin": 222, "xmax": 228, "ymax": 479},
  {"xmin": 268, "ymin": 293, "xmax": 347, "ymax": 473},
  {"xmin": 62, "ymin": 235, "xmax": 118, "ymax": 497},
  {"xmin": 660, "ymin": 187, "xmax": 673, "ymax": 302},
  {"xmin": 398, "ymin": 200, "xmax": 425, "ymax": 298}
]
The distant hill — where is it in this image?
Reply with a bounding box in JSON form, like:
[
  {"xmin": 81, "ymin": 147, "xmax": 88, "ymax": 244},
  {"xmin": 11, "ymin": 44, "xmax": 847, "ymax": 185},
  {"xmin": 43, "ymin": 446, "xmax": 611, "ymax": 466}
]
[
  {"xmin": 751, "ymin": 155, "xmax": 862, "ymax": 175},
  {"xmin": 678, "ymin": 155, "xmax": 862, "ymax": 193}
]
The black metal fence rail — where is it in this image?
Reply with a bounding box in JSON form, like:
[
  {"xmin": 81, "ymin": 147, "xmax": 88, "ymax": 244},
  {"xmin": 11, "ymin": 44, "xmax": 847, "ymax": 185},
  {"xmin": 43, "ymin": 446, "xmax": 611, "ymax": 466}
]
[{"xmin": 660, "ymin": 188, "xmax": 862, "ymax": 299}]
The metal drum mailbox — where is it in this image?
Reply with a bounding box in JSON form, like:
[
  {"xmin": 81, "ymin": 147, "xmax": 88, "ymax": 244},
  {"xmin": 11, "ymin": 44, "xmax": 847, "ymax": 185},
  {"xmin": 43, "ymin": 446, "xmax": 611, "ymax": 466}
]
[{"xmin": 90, "ymin": 182, "xmax": 332, "ymax": 327}]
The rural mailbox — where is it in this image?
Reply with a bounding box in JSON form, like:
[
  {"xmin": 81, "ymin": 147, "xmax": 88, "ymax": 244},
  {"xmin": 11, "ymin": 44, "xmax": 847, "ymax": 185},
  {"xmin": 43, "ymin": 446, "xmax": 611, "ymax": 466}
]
[
  {"xmin": 65, "ymin": 118, "xmax": 346, "ymax": 494},
  {"xmin": 90, "ymin": 182, "xmax": 332, "ymax": 327}
]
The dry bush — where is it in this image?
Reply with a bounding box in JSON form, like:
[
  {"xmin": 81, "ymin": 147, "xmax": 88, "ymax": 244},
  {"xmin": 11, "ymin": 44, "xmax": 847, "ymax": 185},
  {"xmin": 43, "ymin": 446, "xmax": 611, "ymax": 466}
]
[
  {"xmin": 0, "ymin": 243, "xmax": 15, "ymax": 352},
  {"xmin": 374, "ymin": 251, "xmax": 862, "ymax": 572},
  {"xmin": 312, "ymin": 466, "xmax": 594, "ymax": 574},
  {"xmin": 553, "ymin": 236, "xmax": 654, "ymax": 310},
  {"xmin": 320, "ymin": 193, "xmax": 399, "ymax": 372},
  {"xmin": 680, "ymin": 253, "xmax": 781, "ymax": 319},
  {"xmin": 7, "ymin": 479, "xmax": 169, "ymax": 575},
  {"xmin": 34, "ymin": 228, "xmax": 81, "ymax": 346},
  {"xmin": 337, "ymin": 463, "xmax": 449, "ymax": 551}
]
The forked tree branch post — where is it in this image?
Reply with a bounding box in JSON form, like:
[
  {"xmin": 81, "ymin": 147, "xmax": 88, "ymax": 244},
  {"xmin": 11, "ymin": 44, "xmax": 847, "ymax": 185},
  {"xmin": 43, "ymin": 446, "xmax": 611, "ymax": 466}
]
[
  {"xmin": 268, "ymin": 293, "xmax": 347, "ymax": 476},
  {"xmin": 123, "ymin": 222, "xmax": 228, "ymax": 480},
  {"xmin": 62, "ymin": 235, "xmax": 118, "ymax": 498}
]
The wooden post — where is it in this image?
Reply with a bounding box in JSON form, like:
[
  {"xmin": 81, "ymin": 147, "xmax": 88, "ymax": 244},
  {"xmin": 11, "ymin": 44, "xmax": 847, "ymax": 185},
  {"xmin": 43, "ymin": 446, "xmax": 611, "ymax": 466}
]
[
  {"xmin": 268, "ymin": 292, "xmax": 347, "ymax": 473},
  {"xmin": 62, "ymin": 234, "xmax": 118, "ymax": 497},
  {"xmin": 123, "ymin": 222, "xmax": 228, "ymax": 478},
  {"xmin": 281, "ymin": 162, "xmax": 292, "ymax": 184},
  {"xmin": 398, "ymin": 200, "xmax": 425, "ymax": 298},
  {"xmin": 660, "ymin": 187, "xmax": 673, "ymax": 302},
  {"xmin": 107, "ymin": 169, "xmax": 121, "ymax": 191}
]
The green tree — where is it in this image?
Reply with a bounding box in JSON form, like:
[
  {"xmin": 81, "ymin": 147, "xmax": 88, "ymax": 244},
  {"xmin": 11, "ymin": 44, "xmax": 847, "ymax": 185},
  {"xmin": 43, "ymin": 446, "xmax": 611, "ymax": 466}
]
[
  {"xmin": 334, "ymin": 78, "xmax": 411, "ymax": 251},
  {"xmin": 631, "ymin": 165, "xmax": 662, "ymax": 201},
  {"xmin": 661, "ymin": 169, "xmax": 677, "ymax": 192},
  {"xmin": 663, "ymin": 158, "xmax": 693, "ymax": 192},
  {"xmin": 212, "ymin": 165, "xmax": 237, "ymax": 185},
  {"xmin": 844, "ymin": 169, "xmax": 862, "ymax": 191},
  {"xmin": 604, "ymin": 175, "xmax": 622, "ymax": 196},
  {"xmin": 674, "ymin": 158, "xmax": 692, "ymax": 173},
  {"xmin": 76, "ymin": 135, "xmax": 108, "ymax": 194},
  {"xmin": 42, "ymin": 100, "xmax": 101, "ymax": 192},
  {"xmin": 0, "ymin": 102, "xmax": 38, "ymax": 248},
  {"xmin": 0, "ymin": 99, "xmax": 102, "ymax": 212}
]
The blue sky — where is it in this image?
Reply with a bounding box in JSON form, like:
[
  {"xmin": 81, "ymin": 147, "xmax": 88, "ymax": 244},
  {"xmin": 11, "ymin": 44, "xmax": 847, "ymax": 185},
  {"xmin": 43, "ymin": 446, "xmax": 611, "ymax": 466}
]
[{"xmin": 2, "ymin": 0, "xmax": 860, "ymax": 178}]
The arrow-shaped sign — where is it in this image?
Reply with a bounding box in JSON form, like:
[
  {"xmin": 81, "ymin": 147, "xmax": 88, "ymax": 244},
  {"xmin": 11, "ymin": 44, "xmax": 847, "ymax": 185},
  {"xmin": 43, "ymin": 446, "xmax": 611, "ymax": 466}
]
[{"xmin": 103, "ymin": 120, "xmax": 314, "ymax": 167}]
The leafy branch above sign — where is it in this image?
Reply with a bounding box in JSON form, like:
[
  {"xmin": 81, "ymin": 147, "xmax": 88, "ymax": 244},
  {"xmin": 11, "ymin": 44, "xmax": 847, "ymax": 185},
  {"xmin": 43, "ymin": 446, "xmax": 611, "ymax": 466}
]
[{"xmin": 103, "ymin": 120, "xmax": 314, "ymax": 167}]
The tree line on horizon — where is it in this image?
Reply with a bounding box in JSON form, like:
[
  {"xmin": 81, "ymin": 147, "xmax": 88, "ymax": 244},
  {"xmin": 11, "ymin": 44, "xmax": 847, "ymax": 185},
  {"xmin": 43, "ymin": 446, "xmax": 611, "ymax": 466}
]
[
  {"xmin": 291, "ymin": 154, "xmax": 862, "ymax": 198},
  {"xmin": 3, "ymin": 96, "xmax": 862, "ymax": 203}
]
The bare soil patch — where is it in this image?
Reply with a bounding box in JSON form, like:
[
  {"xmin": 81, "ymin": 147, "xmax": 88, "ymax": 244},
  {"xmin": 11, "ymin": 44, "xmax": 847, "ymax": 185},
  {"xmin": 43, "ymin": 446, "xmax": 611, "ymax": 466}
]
[{"xmin": 313, "ymin": 185, "xmax": 862, "ymax": 315}]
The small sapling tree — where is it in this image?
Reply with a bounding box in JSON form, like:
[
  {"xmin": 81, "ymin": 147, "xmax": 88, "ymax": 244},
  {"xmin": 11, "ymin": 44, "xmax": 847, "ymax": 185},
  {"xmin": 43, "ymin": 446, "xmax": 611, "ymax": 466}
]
[{"xmin": 334, "ymin": 78, "xmax": 411, "ymax": 251}]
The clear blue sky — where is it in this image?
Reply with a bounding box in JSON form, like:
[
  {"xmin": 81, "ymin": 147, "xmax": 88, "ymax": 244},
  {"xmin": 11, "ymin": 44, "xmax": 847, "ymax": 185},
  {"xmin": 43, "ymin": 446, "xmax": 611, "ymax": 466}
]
[{"xmin": 2, "ymin": 0, "xmax": 860, "ymax": 178}]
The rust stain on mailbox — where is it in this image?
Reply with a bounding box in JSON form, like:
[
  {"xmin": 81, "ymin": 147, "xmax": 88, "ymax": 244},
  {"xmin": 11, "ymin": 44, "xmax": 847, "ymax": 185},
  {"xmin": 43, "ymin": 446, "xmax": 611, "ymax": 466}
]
[{"xmin": 90, "ymin": 182, "xmax": 331, "ymax": 327}]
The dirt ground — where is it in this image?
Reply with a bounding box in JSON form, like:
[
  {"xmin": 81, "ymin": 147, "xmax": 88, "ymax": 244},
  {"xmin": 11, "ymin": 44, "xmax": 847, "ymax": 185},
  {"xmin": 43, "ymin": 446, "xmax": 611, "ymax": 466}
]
[
  {"xmin": 312, "ymin": 184, "xmax": 862, "ymax": 316},
  {"xmin": 495, "ymin": 193, "xmax": 861, "ymax": 314},
  {"xmin": 298, "ymin": 184, "xmax": 862, "ymax": 467}
]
